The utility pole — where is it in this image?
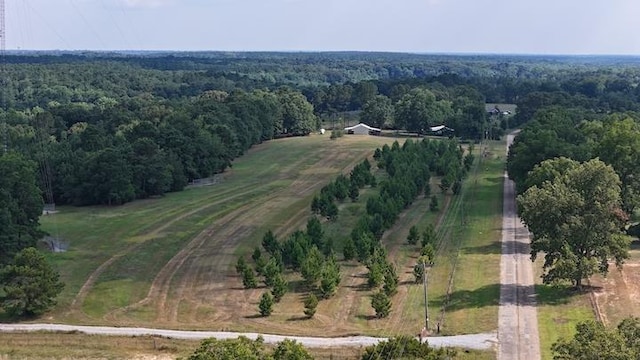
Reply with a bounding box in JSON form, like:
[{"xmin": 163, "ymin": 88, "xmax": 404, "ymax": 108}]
[{"xmin": 422, "ymin": 259, "xmax": 429, "ymax": 332}]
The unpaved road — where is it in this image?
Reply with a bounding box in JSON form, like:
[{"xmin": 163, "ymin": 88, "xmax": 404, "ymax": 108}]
[
  {"xmin": 0, "ymin": 323, "xmax": 497, "ymax": 350},
  {"xmin": 498, "ymin": 133, "xmax": 540, "ymax": 360}
]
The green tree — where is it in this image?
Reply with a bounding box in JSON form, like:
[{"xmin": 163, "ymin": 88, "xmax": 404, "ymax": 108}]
[
  {"xmin": 272, "ymin": 339, "xmax": 314, "ymax": 360},
  {"xmin": 319, "ymin": 255, "xmax": 341, "ymax": 299},
  {"xmin": 301, "ymin": 246, "xmax": 324, "ymax": 287},
  {"xmin": 0, "ymin": 152, "xmax": 44, "ymax": 265},
  {"xmin": 263, "ymin": 257, "xmax": 281, "ymax": 288},
  {"xmin": 394, "ymin": 88, "xmax": 453, "ymax": 133},
  {"xmin": 421, "ymin": 244, "xmax": 435, "ymax": 264},
  {"xmin": 413, "ymin": 262, "xmax": 425, "ymax": 284},
  {"xmin": 421, "ymin": 224, "xmax": 436, "ymax": 247},
  {"xmin": 236, "ymin": 256, "xmax": 248, "ymax": 275},
  {"xmin": 595, "ymin": 118, "xmax": 640, "ymax": 214},
  {"xmin": 303, "ymin": 293, "xmax": 319, "ymax": 318},
  {"xmin": 349, "ymin": 182, "xmax": 359, "ymax": 202},
  {"xmin": 366, "ymin": 261, "xmax": 384, "ymax": 289},
  {"xmin": 271, "ymin": 274, "xmax": 288, "ymax": 302},
  {"xmin": 518, "ymin": 158, "xmax": 629, "ymax": 288},
  {"xmin": 407, "ymin": 225, "xmax": 420, "ymax": 245},
  {"xmin": 360, "ymin": 95, "xmax": 394, "ymax": 129},
  {"xmin": 277, "ymin": 89, "xmax": 317, "ymax": 136},
  {"xmin": 0, "ymin": 247, "xmax": 64, "ymax": 317},
  {"xmin": 361, "ymin": 335, "xmax": 456, "ymax": 360},
  {"xmin": 186, "ymin": 336, "xmax": 268, "ymax": 360},
  {"xmin": 306, "ymin": 217, "xmax": 324, "ymax": 250},
  {"xmin": 371, "ymin": 291, "xmax": 391, "ymax": 318},
  {"xmin": 342, "ymin": 236, "xmax": 356, "ymax": 261},
  {"xmin": 242, "ymin": 267, "xmax": 258, "ymax": 289},
  {"xmin": 262, "ymin": 230, "xmax": 280, "ymax": 257},
  {"xmin": 258, "ymin": 292, "xmax": 274, "ymax": 317},
  {"xmin": 429, "ymin": 195, "xmax": 438, "ymax": 212},
  {"xmin": 383, "ymin": 264, "xmax": 399, "ymax": 296},
  {"xmin": 552, "ymin": 320, "xmax": 640, "ymax": 360}
]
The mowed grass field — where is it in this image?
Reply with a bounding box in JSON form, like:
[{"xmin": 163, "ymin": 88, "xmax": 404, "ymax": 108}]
[
  {"xmin": 39, "ymin": 135, "xmax": 403, "ymax": 328},
  {"xmin": 30, "ymin": 135, "xmax": 504, "ymax": 359}
]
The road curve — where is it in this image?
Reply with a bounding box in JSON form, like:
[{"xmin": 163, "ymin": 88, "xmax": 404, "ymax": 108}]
[
  {"xmin": 0, "ymin": 323, "xmax": 497, "ymax": 350},
  {"xmin": 498, "ymin": 133, "xmax": 540, "ymax": 360}
]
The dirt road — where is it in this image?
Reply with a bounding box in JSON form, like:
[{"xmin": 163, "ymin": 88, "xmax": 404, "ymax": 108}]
[
  {"xmin": 498, "ymin": 133, "xmax": 540, "ymax": 360},
  {"xmin": 0, "ymin": 323, "xmax": 497, "ymax": 350}
]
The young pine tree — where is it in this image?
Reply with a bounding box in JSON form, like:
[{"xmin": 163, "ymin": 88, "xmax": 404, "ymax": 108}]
[
  {"xmin": 242, "ymin": 267, "xmax": 258, "ymax": 289},
  {"xmin": 371, "ymin": 291, "xmax": 391, "ymax": 318},
  {"xmin": 407, "ymin": 225, "xmax": 420, "ymax": 245},
  {"xmin": 259, "ymin": 292, "xmax": 274, "ymax": 317},
  {"xmin": 271, "ymin": 274, "xmax": 288, "ymax": 302},
  {"xmin": 303, "ymin": 293, "xmax": 319, "ymax": 318}
]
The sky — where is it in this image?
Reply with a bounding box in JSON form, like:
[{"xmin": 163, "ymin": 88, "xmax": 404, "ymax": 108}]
[{"xmin": 6, "ymin": 0, "xmax": 640, "ymax": 55}]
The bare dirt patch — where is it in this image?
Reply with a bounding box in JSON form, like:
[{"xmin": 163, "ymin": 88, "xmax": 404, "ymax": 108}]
[{"xmin": 590, "ymin": 258, "xmax": 640, "ymax": 326}]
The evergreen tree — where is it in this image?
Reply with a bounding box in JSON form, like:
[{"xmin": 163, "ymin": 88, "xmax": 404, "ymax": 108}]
[
  {"xmin": 301, "ymin": 246, "xmax": 324, "ymax": 288},
  {"xmin": 421, "ymin": 224, "xmax": 436, "ymax": 247},
  {"xmin": 421, "ymin": 244, "xmax": 435, "ymax": 264},
  {"xmin": 263, "ymin": 257, "xmax": 281, "ymax": 287},
  {"xmin": 255, "ymin": 256, "xmax": 267, "ymax": 276},
  {"xmin": 262, "ymin": 230, "xmax": 280, "ymax": 256},
  {"xmin": 242, "ymin": 267, "xmax": 258, "ymax": 289},
  {"xmin": 371, "ymin": 291, "xmax": 391, "ymax": 318},
  {"xmin": 252, "ymin": 247, "xmax": 262, "ymax": 263},
  {"xmin": 319, "ymin": 256, "xmax": 341, "ymax": 299},
  {"xmin": 342, "ymin": 236, "xmax": 356, "ymax": 261},
  {"xmin": 271, "ymin": 274, "xmax": 288, "ymax": 302},
  {"xmin": 413, "ymin": 262, "xmax": 425, "ymax": 284},
  {"xmin": 303, "ymin": 293, "xmax": 318, "ymax": 318},
  {"xmin": 407, "ymin": 225, "xmax": 420, "ymax": 245},
  {"xmin": 383, "ymin": 264, "xmax": 399, "ymax": 296},
  {"xmin": 367, "ymin": 261, "xmax": 384, "ymax": 288},
  {"xmin": 306, "ymin": 217, "xmax": 324, "ymax": 250},
  {"xmin": 236, "ymin": 256, "xmax": 248, "ymax": 276},
  {"xmin": 258, "ymin": 292, "xmax": 274, "ymax": 317},
  {"xmin": 429, "ymin": 195, "xmax": 439, "ymax": 212},
  {"xmin": 452, "ymin": 181, "xmax": 462, "ymax": 195},
  {"xmin": 0, "ymin": 248, "xmax": 64, "ymax": 317},
  {"xmin": 349, "ymin": 182, "xmax": 360, "ymax": 202}
]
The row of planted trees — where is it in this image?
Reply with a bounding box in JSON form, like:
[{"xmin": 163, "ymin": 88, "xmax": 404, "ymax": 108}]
[{"xmin": 234, "ymin": 137, "xmax": 468, "ymax": 319}]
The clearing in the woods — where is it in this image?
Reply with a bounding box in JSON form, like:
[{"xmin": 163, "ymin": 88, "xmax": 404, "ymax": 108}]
[{"xmin": 39, "ymin": 135, "xmax": 506, "ymax": 339}]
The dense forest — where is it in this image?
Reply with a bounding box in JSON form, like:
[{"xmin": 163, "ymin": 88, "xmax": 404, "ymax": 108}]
[{"xmin": 2, "ymin": 51, "xmax": 640, "ymax": 266}]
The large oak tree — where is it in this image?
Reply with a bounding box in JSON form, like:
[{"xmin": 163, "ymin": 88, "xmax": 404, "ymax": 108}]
[{"xmin": 517, "ymin": 158, "xmax": 629, "ymax": 288}]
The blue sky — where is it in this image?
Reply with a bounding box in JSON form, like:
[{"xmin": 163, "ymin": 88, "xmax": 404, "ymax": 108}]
[{"xmin": 7, "ymin": 0, "xmax": 640, "ymax": 54}]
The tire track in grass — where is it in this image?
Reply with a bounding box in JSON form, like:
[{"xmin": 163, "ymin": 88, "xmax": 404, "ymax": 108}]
[
  {"xmin": 72, "ymin": 181, "xmax": 271, "ymax": 315},
  {"xmin": 165, "ymin": 148, "xmax": 376, "ymax": 326},
  {"xmin": 154, "ymin": 147, "xmax": 348, "ymax": 323}
]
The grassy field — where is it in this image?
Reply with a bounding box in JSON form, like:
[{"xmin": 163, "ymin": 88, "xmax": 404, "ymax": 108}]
[
  {"xmin": 24, "ymin": 134, "xmax": 512, "ymax": 358},
  {"xmin": 38, "ymin": 135, "xmax": 403, "ymax": 327},
  {"xmin": 534, "ymin": 260, "xmax": 594, "ymax": 360}
]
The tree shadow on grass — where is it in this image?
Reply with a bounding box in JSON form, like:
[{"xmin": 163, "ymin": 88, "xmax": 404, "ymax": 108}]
[
  {"xmin": 356, "ymin": 314, "xmax": 378, "ymax": 321},
  {"xmin": 346, "ymin": 283, "xmax": 371, "ymax": 292},
  {"xmin": 535, "ymin": 283, "xmax": 590, "ymax": 306},
  {"xmin": 437, "ymin": 283, "xmax": 587, "ymax": 312},
  {"xmin": 485, "ymin": 176, "xmax": 504, "ymax": 184},
  {"xmin": 244, "ymin": 314, "xmax": 264, "ymax": 319},
  {"xmin": 462, "ymin": 241, "xmax": 503, "ymax": 255},
  {"xmin": 400, "ymin": 279, "xmax": 418, "ymax": 286},
  {"xmin": 434, "ymin": 284, "xmax": 500, "ymax": 311},
  {"xmin": 286, "ymin": 315, "xmax": 310, "ymax": 322}
]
